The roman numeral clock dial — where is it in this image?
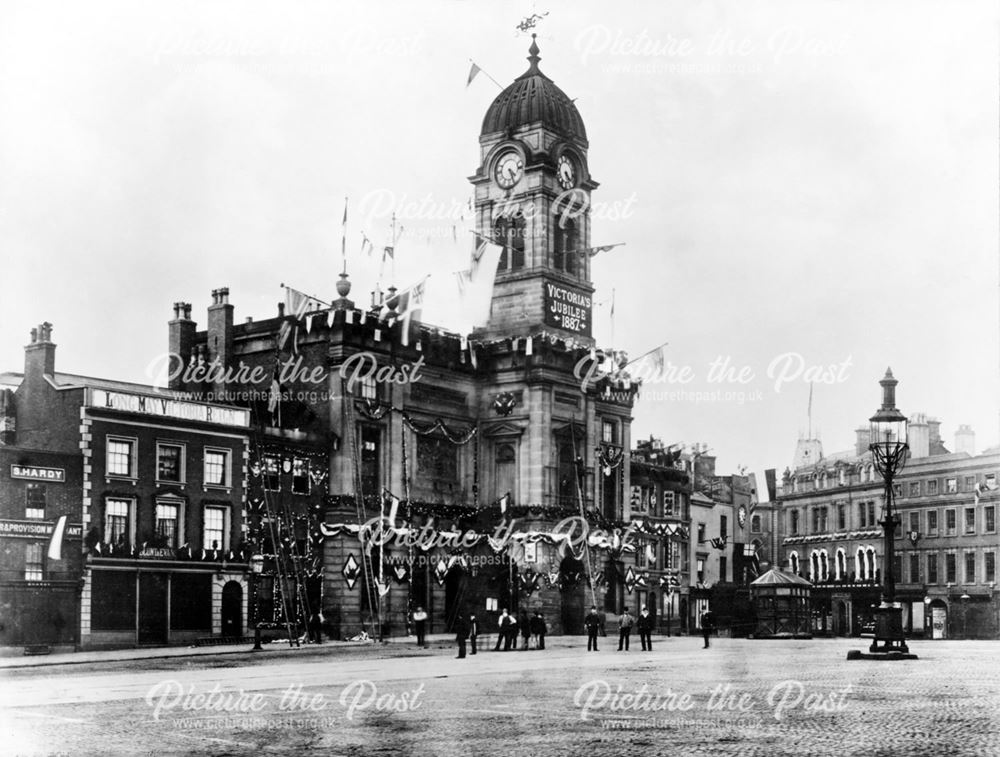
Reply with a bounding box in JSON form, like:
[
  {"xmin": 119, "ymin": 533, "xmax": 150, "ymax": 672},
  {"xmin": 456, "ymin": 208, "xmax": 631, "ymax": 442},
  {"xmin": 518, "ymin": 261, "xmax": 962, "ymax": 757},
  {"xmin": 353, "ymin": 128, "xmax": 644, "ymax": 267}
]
[{"xmin": 494, "ymin": 152, "xmax": 523, "ymax": 189}]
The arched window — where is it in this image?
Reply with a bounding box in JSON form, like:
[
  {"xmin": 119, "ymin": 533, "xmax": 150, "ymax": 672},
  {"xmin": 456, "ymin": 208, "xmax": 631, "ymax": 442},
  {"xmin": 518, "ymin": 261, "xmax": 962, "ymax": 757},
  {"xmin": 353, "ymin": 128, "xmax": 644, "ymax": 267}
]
[
  {"xmin": 789, "ymin": 552, "xmax": 800, "ymax": 575},
  {"xmin": 820, "ymin": 550, "xmax": 829, "ymax": 581},
  {"xmin": 810, "ymin": 551, "xmax": 820, "ymax": 580},
  {"xmin": 856, "ymin": 548, "xmax": 865, "ymax": 579},
  {"xmin": 819, "ymin": 472, "xmax": 827, "ymax": 490},
  {"xmin": 553, "ymin": 218, "xmax": 577, "ymax": 275},
  {"xmin": 836, "ymin": 549, "xmax": 846, "ymax": 580},
  {"xmin": 494, "ymin": 213, "xmax": 526, "ymax": 272},
  {"xmin": 867, "ymin": 548, "xmax": 877, "ymax": 581}
]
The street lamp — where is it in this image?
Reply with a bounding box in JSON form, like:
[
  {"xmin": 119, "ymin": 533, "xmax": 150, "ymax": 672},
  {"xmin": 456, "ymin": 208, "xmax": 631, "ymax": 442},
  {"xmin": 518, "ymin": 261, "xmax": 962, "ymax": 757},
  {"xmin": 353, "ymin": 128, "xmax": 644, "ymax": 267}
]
[
  {"xmin": 864, "ymin": 368, "xmax": 915, "ymax": 658},
  {"xmin": 250, "ymin": 554, "xmax": 265, "ymax": 651},
  {"xmin": 961, "ymin": 592, "xmax": 970, "ymax": 639}
]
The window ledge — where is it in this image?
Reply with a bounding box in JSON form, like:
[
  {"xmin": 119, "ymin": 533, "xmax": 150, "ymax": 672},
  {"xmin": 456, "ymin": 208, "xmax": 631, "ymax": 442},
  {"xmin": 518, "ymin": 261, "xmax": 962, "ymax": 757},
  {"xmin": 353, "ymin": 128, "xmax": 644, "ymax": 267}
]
[
  {"xmin": 106, "ymin": 476, "xmax": 137, "ymax": 485},
  {"xmin": 204, "ymin": 485, "xmax": 233, "ymax": 494}
]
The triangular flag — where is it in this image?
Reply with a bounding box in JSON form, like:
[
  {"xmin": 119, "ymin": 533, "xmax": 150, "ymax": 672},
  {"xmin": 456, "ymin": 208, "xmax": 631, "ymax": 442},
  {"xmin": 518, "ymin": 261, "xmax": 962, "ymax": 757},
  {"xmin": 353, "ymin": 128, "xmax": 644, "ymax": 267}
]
[{"xmin": 467, "ymin": 62, "xmax": 481, "ymax": 87}]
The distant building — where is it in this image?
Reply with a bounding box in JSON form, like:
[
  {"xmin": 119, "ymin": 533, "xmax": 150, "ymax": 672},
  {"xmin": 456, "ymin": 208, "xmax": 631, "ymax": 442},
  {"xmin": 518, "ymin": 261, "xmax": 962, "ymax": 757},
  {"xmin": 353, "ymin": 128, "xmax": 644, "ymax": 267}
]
[{"xmin": 776, "ymin": 418, "xmax": 1000, "ymax": 639}]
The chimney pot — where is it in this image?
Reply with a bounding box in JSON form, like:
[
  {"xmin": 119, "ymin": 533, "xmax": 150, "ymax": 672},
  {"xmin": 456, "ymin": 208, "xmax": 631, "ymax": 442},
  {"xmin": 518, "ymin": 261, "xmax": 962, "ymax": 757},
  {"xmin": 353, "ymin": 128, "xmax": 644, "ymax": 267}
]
[
  {"xmin": 183, "ymin": 303, "xmax": 192, "ymax": 320},
  {"xmin": 278, "ymin": 302, "xmax": 285, "ymax": 317},
  {"xmin": 30, "ymin": 327, "xmax": 37, "ymax": 344}
]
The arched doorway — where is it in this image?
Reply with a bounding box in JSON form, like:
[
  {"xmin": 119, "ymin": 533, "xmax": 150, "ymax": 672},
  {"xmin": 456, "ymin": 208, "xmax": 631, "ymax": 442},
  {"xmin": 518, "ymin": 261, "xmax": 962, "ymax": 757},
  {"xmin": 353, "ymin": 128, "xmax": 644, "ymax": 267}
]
[
  {"xmin": 836, "ymin": 601, "xmax": 849, "ymax": 636},
  {"xmin": 221, "ymin": 581, "xmax": 242, "ymax": 638},
  {"xmin": 929, "ymin": 599, "xmax": 947, "ymax": 639}
]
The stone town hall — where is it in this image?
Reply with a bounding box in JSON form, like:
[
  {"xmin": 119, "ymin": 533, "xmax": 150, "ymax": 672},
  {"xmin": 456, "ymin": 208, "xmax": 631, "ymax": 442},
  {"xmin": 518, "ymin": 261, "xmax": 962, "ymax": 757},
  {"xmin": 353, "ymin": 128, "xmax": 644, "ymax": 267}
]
[{"xmin": 163, "ymin": 37, "xmax": 641, "ymax": 639}]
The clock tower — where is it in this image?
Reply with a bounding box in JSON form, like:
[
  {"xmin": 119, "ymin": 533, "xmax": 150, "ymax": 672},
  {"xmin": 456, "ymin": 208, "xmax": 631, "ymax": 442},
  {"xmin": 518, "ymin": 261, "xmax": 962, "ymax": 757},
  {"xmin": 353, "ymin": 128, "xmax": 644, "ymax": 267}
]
[{"xmin": 470, "ymin": 36, "xmax": 597, "ymax": 345}]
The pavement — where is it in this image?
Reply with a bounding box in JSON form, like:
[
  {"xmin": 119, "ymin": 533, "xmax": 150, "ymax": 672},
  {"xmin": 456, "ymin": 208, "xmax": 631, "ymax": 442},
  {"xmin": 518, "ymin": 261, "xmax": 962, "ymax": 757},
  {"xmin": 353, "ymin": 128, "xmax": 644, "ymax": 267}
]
[
  {"xmin": 0, "ymin": 630, "xmax": 542, "ymax": 669},
  {"xmin": 2, "ymin": 635, "xmax": 1000, "ymax": 757}
]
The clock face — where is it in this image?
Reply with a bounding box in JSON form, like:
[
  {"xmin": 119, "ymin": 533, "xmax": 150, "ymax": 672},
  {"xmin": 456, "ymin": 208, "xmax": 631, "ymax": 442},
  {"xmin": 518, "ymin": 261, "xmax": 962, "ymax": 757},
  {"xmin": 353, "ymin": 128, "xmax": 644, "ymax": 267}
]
[
  {"xmin": 557, "ymin": 154, "xmax": 576, "ymax": 189},
  {"xmin": 738, "ymin": 505, "xmax": 747, "ymax": 527},
  {"xmin": 494, "ymin": 152, "xmax": 523, "ymax": 189}
]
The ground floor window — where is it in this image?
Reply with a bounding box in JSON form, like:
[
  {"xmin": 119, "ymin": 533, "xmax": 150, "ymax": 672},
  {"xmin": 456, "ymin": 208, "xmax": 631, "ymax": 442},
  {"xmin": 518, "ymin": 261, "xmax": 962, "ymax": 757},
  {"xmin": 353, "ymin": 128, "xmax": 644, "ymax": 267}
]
[{"xmin": 91, "ymin": 571, "xmax": 137, "ymax": 631}]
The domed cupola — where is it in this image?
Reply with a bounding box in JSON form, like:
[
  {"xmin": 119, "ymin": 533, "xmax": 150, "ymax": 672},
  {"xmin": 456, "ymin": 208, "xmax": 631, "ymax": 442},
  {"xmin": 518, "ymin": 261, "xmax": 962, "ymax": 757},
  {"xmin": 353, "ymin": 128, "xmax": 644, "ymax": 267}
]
[{"xmin": 480, "ymin": 35, "xmax": 587, "ymax": 143}]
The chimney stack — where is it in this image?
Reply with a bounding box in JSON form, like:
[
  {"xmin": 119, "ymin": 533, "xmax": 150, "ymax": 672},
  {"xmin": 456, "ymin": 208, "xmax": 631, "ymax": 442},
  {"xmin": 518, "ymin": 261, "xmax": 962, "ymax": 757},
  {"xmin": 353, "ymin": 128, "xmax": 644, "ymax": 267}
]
[
  {"xmin": 855, "ymin": 426, "xmax": 871, "ymax": 456},
  {"xmin": 955, "ymin": 425, "xmax": 976, "ymax": 455},
  {"xmin": 24, "ymin": 322, "xmax": 56, "ymax": 378},
  {"xmin": 909, "ymin": 412, "xmax": 930, "ymax": 459},
  {"xmin": 928, "ymin": 417, "xmax": 943, "ymax": 452},
  {"xmin": 168, "ymin": 302, "xmax": 196, "ymax": 391},
  {"xmin": 207, "ymin": 288, "xmax": 234, "ymax": 399},
  {"xmin": 0, "ymin": 388, "xmax": 15, "ymax": 445}
]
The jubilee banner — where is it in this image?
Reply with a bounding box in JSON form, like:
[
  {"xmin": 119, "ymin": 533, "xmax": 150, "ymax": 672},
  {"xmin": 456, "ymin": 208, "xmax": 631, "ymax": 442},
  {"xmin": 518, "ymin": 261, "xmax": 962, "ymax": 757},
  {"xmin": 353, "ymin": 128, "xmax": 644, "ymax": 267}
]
[{"xmin": 543, "ymin": 280, "xmax": 592, "ymax": 337}]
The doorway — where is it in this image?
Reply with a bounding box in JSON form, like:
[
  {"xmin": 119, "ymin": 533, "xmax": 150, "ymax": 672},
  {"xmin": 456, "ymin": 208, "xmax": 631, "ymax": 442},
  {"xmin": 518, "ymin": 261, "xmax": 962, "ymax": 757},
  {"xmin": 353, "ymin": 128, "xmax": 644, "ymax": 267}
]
[
  {"xmin": 138, "ymin": 572, "xmax": 168, "ymax": 645},
  {"xmin": 221, "ymin": 581, "xmax": 243, "ymax": 638}
]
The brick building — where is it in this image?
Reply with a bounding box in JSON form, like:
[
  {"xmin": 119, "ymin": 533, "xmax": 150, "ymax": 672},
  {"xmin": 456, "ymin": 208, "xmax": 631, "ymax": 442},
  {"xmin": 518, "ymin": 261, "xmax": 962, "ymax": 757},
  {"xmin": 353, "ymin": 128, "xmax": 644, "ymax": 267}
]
[{"xmin": 1, "ymin": 323, "xmax": 251, "ymax": 649}]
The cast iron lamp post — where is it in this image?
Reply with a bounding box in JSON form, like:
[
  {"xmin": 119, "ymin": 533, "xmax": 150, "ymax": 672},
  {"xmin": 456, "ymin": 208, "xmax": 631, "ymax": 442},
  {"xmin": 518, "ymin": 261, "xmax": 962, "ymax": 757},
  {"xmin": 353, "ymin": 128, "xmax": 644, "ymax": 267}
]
[{"xmin": 865, "ymin": 368, "xmax": 915, "ymax": 657}]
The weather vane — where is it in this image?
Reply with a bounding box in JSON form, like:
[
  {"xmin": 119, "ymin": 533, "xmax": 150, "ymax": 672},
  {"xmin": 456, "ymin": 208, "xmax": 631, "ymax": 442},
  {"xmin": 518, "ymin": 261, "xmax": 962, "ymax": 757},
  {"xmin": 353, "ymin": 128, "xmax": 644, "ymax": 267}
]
[{"xmin": 516, "ymin": 11, "xmax": 549, "ymax": 35}]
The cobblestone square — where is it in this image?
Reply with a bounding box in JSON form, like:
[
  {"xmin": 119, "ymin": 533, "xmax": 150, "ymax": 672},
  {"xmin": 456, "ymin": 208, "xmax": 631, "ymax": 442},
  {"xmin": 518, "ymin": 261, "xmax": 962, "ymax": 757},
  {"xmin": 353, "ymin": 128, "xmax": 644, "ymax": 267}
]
[{"xmin": 2, "ymin": 636, "xmax": 999, "ymax": 756}]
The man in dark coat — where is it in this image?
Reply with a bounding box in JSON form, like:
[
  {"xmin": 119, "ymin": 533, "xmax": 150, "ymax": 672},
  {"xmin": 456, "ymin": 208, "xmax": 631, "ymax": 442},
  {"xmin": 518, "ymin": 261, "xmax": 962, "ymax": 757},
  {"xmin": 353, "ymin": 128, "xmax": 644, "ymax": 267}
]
[
  {"xmin": 518, "ymin": 610, "xmax": 531, "ymax": 650},
  {"xmin": 701, "ymin": 609, "xmax": 716, "ymax": 648},
  {"xmin": 469, "ymin": 614, "xmax": 479, "ymax": 655},
  {"xmin": 618, "ymin": 608, "xmax": 634, "ymax": 651},
  {"xmin": 413, "ymin": 606, "xmax": 428, "ymax": 647},
  {"xmin": 585, "ymin": 605, "xmax": 601, "ymax": 651},
  {"xmin": 637, "ymin": 605, "xmax": 653, "ymax": 651},
  {"xmin": 530, "ymin": 611, "xmax": 546, "ymax": 650},
  {"xmin": 454, "ymin": 613, "xmax": 469, "ymax": 659},
  {"xmin": 495, "ymin": 609, "xmax": 513, "ymax": 651}
]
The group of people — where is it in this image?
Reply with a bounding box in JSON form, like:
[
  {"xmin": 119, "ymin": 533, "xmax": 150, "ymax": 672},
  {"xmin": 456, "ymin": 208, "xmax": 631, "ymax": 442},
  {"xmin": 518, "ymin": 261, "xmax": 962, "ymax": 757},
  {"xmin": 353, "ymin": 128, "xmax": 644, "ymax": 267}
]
[
  {"xmin": 409, "ymin": 604, "xmax": 718, "ymax": 656},
  {"xmin": 585, "ymin": 605, "xmax": 656, "ymax": 651},
  {"xmin": 489, "ymin": 609, "xmax": 547, "ymax": 655},
  {"xmin": 412, "ymin": 606, "xmax": 549, "ymax": 659}
]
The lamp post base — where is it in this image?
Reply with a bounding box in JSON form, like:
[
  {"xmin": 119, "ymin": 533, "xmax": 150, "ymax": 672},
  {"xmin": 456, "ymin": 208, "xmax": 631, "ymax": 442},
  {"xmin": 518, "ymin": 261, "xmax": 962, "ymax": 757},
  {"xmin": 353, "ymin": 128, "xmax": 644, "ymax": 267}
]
[{"xmin": 847, "ymin": 606, "xmax": 917, "ymax": 660}]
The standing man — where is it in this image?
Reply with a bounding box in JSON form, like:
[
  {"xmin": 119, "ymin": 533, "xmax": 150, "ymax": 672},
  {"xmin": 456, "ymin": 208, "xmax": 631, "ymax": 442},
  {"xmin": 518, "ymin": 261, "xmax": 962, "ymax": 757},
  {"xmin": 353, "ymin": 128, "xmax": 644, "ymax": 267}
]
[
  {"xmin": 518, "ymin": 610, "xmax": 531, "ymax": 650},
  {"xmin": 531, "ymin": 611, "xmax": 546, "ymax": 651},
  {"xmin": 469, "ymin": 613, "xmax": 479, "ymax": 655},
  {"xmin": 701, "ymin": 608, "xmax": 716, "ymax": 649},
  {"xmin": 585, "ymin": 605, "xmax": 601, "ymax": 652},
  {"xmin": 637, "ymin": 605, "xmax": 653, "ymax": 651},
  {"xmin": 494, "ymin": 609, "xmax": 511, "ymax": 651},
  {"xmin": 454, "ymin": 613, "xmax": 469, "ymax": 659},
  {"xmin": 413, "ymin": 606, "xmax": 428, "ymax": 648},
  {"xmin": 618, "ymin": 608, "xmax": 634, "ymax": 651}
]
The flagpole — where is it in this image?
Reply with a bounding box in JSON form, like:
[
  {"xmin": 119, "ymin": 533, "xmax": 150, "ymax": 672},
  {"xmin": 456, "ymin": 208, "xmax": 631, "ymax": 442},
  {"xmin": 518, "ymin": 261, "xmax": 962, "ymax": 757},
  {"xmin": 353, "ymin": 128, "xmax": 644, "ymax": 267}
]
[
  {"xmin": 378, "ymin": 495, "xmax": 385, "ymax": 643},
  {"xmin": 610, "ymin": 288, "xmax": 615, "ymax": 346},
  {"xmin": 341, "ymin": 196, "xmax": 349, "ymax": 276},
  {"xmin": 622, "ymin": 339, "xmax": 670, "ymax": 370}
]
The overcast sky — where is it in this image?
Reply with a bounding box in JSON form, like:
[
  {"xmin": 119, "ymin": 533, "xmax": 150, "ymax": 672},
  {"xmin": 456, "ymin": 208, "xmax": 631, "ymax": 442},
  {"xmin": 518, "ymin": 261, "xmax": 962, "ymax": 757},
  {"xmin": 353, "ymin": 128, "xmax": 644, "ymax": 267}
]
[{"xmin": 1, "ymin": 0, "xmax": 997, "ymax": 480}]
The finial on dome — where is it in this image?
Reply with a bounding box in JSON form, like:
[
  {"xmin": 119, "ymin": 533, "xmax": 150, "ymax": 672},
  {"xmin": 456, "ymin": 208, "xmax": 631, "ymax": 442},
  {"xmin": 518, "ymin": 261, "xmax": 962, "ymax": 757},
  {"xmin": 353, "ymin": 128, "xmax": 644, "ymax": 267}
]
[{"xmin": 527, "ymin": 33, "xmax": 540, "ymax": 73}]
